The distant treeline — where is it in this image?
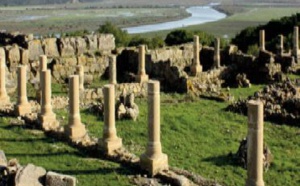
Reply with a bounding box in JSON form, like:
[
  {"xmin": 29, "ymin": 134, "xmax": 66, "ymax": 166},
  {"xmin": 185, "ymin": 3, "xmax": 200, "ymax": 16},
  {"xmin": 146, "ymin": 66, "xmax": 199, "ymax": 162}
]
[
  {"xmin": 0, "ymin": 0, "xmax": 98, "ymax": 6},
  {"xmin": 232, "ymin": 13, "xmax": 300, "ymax": 54}
]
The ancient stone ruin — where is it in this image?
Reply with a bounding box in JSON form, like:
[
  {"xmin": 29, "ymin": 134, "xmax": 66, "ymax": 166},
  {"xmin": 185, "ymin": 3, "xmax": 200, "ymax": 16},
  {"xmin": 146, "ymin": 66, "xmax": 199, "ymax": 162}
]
[{"xmin": 1, "ymin": 25, "xmax": 300, "ymax": 185}]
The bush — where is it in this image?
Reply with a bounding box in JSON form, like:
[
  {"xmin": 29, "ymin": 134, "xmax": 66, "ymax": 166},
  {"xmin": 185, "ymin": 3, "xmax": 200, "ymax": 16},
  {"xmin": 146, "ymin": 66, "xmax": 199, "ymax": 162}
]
[
  {"xmin": 165, "ymin": 29, "xmax": 193, "ymax": 46},
  {"xmin": 247, "ymin": 44, "xmax": 259, "ymax": 56}
]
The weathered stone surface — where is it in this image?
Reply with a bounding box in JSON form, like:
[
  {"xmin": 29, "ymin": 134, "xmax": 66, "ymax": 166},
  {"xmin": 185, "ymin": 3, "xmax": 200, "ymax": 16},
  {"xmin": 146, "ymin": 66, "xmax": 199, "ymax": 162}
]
[
  {"xmin": 0, "ymin": 150, "xmax": 7, "ymax": 166},
  {"xmin": 46, "ymin": 171, "xmax": 76, "ymax": 186},
  {"xmin": 57, "ymin": 38, "xmax": 76, "ymax": 57},
  {"xmin": 234, "ymin": 138, "xmax": 273, "ymax": 171},
  {"xmin": 15, "ymin": 164, "xmax": 46, "ymax": 186},
  {"xmin": 85, "ymin": 35, "xmax": 98, "ymax": 51},
  {"xmin": 98, "ymin": 34, "xmax": 115, "ymax": 51},
  {"xmin": 28, "ymin": 40, "xmax": 44, "ymax": 61},
  {"xmin": 227, "ymin": 80, "xmax": 300, "ymax": 126},
  {"xmin": 20, "ymin": 48, "xmax": 29, "ymax": 65},
  {"xmin": 42, "ymin": 38, "xmax": 60, "ymax": 57},
  {"xmin": 75, "ymin": 37, "xmax": 87, "ymax": 55},
  {"xmin": 7, "ymin": 44, "xmax": 20, "ymax": 63}
]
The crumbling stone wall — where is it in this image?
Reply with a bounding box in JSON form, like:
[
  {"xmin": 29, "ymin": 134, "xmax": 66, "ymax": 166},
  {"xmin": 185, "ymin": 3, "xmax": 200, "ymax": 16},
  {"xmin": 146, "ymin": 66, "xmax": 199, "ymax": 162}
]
[
  {"xmin": 81, "ymin": 83, "xmax": 148, "ymax": 104},
  {"xmin": 0, "ymin": 32, "xmax": 115, "ymax": 83}
]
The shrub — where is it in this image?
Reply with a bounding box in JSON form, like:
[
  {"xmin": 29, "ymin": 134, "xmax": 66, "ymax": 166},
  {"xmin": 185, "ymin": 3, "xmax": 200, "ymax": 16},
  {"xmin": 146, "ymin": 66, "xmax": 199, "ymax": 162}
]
[{"xmin": 165, "ymin": 29, "xmax": 193, "ymax": 46}]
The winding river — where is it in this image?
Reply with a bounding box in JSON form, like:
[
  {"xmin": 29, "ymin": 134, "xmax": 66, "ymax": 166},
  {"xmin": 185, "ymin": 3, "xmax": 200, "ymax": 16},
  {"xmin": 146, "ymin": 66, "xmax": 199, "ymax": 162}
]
[{"xmin": 124, "ymin": 5, "xmax": 226, "ymax": 34}]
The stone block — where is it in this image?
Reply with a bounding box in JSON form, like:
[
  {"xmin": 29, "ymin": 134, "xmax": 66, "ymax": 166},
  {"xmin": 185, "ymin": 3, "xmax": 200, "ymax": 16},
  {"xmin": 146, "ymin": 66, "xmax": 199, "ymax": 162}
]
[
  {"xmin": 100, "ymin": 137, "xmax": 122, "ymax": 155},
  {"xmin": 46, "ymin": 171, "xmax": 76, "ymax": 186},
  {"xmin": 97, "ymin": 34, "xmax": 115, "ymax": 51},
  {"xmin": 136, "ymin": 74, "xmax": 149, "ymax": 83},
  {"xmin": 15, "ymin": 164, "xmax": 46, "ymax": 186},
  {"xmin": 15, "ymin": 103, "xmax": 32, "ymax": 116},
  {"xmin": 28, "ymin": 40, "xmax": 44, "ymax": 61},
  {"xmin": 43, "ymin": 38, "xmax": 60, "ymax": 57},
  {"xmin": 58, "ymin": 38, "xmax": 76, "ymax": 57},
  {"xmin": 0, "ymin": 150, "xmax": 7, "ymax": 166},
  {"xmin": 140, "ymin": 153, "xmax": 168, "ymax": 176}
]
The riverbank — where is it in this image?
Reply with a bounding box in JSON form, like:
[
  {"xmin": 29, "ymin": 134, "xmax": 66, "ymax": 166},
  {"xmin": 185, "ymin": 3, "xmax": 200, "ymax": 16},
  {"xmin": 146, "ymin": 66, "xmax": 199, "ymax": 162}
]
[{"xmin": 124, "ymin": 5, "xmax": 226, "ymax": 34}]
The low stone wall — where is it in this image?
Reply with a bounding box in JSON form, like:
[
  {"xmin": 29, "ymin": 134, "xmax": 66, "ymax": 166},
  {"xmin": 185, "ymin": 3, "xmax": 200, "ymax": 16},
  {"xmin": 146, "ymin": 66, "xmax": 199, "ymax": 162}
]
[{"xmin": 81, "ymin": 83, "xmax": 148, "ymax": 104}]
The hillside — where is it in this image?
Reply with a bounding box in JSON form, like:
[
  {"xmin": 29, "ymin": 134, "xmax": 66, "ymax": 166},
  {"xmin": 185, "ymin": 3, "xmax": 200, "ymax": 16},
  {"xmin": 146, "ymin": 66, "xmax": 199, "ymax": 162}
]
[
  {"xmin": 232, "ymin": 13, "xmax": 300, "ymax": 53},
  {"xmin": 2, "ymin": 0, "xmax": 300, "ymax": 6}
]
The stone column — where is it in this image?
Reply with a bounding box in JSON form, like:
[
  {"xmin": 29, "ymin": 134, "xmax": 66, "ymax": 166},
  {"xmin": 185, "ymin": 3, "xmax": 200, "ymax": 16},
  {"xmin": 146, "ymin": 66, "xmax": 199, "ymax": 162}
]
[
  {"xmin": 0, "ymin": 55, "xmax": 10, "ymax": 105},
  {"xmin": 293, "ymin": 26, "xmax": 299, "ymax": 60},
  {"xmin": 15, "ymin": 65, "xmax": 31, "ymax": 116},
  {"xmin": 213, "ymin": 37, "xmax": 221, "ymax": 68},
  {"xmin": 136, "ymin": 45, "xmax": 149, "ymax": 83},
  {"xmin": 190, "ymin": 35, "xmax": 202, "ymax": 76},
  {"xmin": 101, "ymin": 84, "xmax": 122, "ymax": 155},
  {"xmin": 76, "ymin": 65, "xmax": 84, "ymax": 91},
  {"xmin": 65, "ymin": 75, "xmax": 87, "ymax": 140},
  {"xmin": 140, "ymin": 81, "xmax": 168, "ymax": 176},
  {"xmin": 109, "ymin": 55, "xmax": 117, "ymax": 84},
  {"xmin": 278, "ymin": 34, "xmax": 284, "ymax": 55},
  {"xmin": 38, "ymin": 70, "xmax": 58, "ymax": 131},
  {"xmin": 259, "ymin": 30, "xmax": 265, "ymax": 51},
  {"xmin": 246, "ymin": 100, "xmax": 265, "ymax": 186},
  {"xmin": 37, "ymin": 55, "xmax": 48, "ymax": 103}
]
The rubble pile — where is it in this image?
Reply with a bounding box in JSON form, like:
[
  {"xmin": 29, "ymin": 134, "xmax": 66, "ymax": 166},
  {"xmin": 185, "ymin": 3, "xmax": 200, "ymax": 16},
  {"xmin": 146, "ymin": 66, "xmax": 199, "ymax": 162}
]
[{"xmin": 227, "ymin": 80, "xmax": 300, "ymax": 126}]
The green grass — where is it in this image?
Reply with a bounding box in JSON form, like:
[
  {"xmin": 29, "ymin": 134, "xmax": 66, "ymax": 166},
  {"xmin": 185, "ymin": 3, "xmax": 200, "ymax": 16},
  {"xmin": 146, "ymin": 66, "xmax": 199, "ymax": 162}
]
[{"xmin": 1, "ymin": 83, "xmax": 299, "ymax": 185}]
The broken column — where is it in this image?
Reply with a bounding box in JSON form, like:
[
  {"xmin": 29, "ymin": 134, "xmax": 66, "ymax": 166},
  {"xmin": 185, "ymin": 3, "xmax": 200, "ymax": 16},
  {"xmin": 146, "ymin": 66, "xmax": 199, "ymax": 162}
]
[
  {"xmin": 38, "ymin": 70, "xmax": 58, "ymax": 130},
  {"xmin": 190, "ymin": 35, "xmax": 202, "ymax": 76},
  {"xmin": 259, "ymin": 30, "xmax": 265, "ymax": 51},
  {"xmin": 15, "ymin": 65, "xmax": 31, "ymax": 116},
  {"xmin": 65, "ymin": 75, "xmax": 87, "ymax": 140},
  {"xmin": 76, "ymin": 65, "xmax": 84, "ymax": 91},
  {"xmin": 109, "ymin": 55, "xmax": 117, "ymax": 84},
  {"xmin": 213, "ymin": 37, "xmax": 221, "ymax": 68},
  {"xmin": 246, "ymin": 100, "xmax": 265, "ymax": 186},
  {"xmin": 278, "ymin": 34, "xmax": 284, "ymax": 55},
  {"xmin": 37, "ymin": 55, "xmax": 48, "ymax": 103},
  {"xmin": 140, "ymin": 80, "xmax": 168, "ymax": 176},
  {"xmin": 0, "ymin": 55, "xmax": 10, "ymax": 105},
  {"xmin": 101, "ymin": 84, "xmax": 122, "ymax": 155},
  {"xmin": 293, "ymin": 26, "xmax": 300, "ymax": 61},
  {"xmin": 136, "ymin": 45, "xmax": 149, "ymax": 83}
]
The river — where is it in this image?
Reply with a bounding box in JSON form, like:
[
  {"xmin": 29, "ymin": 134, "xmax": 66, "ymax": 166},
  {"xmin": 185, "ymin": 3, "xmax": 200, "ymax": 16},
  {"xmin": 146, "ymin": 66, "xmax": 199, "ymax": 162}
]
[{"xmin": 124, "ymin": 5, "xmax": 226, "ymax": 34}]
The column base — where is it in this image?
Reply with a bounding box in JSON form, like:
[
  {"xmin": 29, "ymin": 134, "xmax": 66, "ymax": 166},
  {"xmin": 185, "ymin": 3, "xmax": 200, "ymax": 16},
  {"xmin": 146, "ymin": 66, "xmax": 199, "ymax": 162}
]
[
  {"xmin": 140, "ymin": 153, "xmax": 168, "ymax": 176},
  {"xmin": 246, "ymin": 179, "xmax": 265, "ymax": 186},
  {"xmin": 65, "ymin": 124, "xmax": 87, "ymax": 140},
  {"xmin": 15, "ymin": 103, "xmax": 32, "ymax": 116},
  {"xmin": 190, "ymin": 65, "xmax": 202, "ymax": 76},
  {"xmin": 100, "ymin": 137, "xmax": 122, "ymax": 155},
  {"xmin": 38, "ymin": 113, "xmax": 59, "ymax": 131},
  {"xmin": 0, "ymin": 95, "xmax": 10, "ymax": 106},
  {"xmin": 136, "ymin": 74, "xmax": 149, "ymax": 83}
]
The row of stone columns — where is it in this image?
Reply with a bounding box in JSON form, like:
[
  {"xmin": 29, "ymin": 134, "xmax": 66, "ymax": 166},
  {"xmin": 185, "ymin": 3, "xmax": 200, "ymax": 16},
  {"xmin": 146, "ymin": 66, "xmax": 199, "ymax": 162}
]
[
  {"xmin": 2, "ymin": 48, "xmax": 264, "ymax": 182},
  {"xmin": 260, "ymin": 27, "xmax": 300, "ymax": 58}
]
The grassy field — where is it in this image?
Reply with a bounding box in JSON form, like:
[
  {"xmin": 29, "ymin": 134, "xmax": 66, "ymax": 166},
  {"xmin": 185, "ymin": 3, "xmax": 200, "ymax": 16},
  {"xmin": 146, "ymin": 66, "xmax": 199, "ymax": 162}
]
[
  {"xmin": 1, "ymin": 83, "xmax": 299, "ymax": 186},
  {"xmin": 0, "ymin": 6, "xmax": 190, "ymax": 35}
]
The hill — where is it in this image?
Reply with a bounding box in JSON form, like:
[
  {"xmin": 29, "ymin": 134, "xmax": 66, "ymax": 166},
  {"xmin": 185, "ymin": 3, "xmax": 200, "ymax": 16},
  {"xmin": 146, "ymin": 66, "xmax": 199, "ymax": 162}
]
[{"xmin": 232, "ymin": 13, "xmax": 300, "ymax": 53}]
